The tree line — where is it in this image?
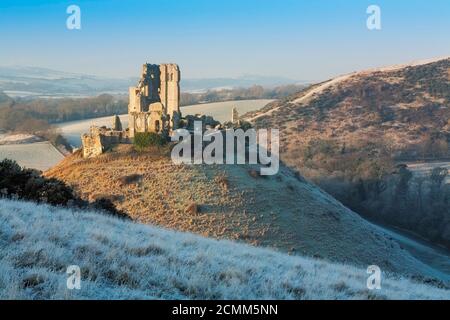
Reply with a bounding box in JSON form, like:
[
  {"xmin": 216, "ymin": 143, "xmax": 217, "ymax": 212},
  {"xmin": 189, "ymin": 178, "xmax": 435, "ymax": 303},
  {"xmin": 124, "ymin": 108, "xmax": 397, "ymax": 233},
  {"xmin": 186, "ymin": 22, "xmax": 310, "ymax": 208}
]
[
  {"xmin": 0, "ymin": 84, "xmax": 305, "ymax": 131},
  {"xmin": 181, "ymin": 84, "xmax": 305, "ymax": 106}
]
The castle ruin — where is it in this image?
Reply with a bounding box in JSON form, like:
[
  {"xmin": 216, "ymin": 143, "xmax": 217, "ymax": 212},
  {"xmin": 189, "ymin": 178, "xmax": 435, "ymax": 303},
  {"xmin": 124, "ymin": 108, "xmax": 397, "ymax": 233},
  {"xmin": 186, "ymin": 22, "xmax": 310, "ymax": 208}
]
[
  {"xmin": 81, "ymin": 63, "xmax": 181, "ymax": 158},
  {"xmin": 128, "ymin": 63, "xmax": 181, "ymax": 137}
]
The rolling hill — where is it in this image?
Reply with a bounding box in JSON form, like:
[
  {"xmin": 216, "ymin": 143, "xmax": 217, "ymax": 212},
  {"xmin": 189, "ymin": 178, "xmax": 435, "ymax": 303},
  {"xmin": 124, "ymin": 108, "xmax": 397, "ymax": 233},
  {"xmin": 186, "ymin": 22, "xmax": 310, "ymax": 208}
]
[
  {"xmin": 241, "ymin": 57, "xmax": 450, "ymax": 250},
  {"xmin": 44, "ymin": 145, "xmax": 447, "ymax": 282},
  {"xmin": 245, "ymin": 57, "xmax": 450, "ymax": 163},
  {"xmin": 0, "ymin": 198, "xmax": 448, "ymax": 299},
  {"xmin": 0, "ymin": 66, "xmax": 132, "ymax": 98}
]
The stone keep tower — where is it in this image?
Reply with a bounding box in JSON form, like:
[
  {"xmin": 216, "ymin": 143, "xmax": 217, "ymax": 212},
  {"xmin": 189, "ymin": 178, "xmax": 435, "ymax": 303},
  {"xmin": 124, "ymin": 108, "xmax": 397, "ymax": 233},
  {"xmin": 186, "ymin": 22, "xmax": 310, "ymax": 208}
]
[
  {"xmin": 160, "ymin": 64, "xmax": 181, "ymax": 121},
  {"xmin": 128, "ymin": 63, "xmax": 181, "ymax": 137}
]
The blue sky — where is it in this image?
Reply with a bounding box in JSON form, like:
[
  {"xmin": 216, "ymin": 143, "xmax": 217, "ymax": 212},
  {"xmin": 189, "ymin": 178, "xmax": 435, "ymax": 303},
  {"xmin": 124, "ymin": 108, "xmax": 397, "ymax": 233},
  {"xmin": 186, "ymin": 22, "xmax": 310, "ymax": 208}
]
[{"xmin": 0, "ymin": 0, "xmax": 449, "ymax": 80}]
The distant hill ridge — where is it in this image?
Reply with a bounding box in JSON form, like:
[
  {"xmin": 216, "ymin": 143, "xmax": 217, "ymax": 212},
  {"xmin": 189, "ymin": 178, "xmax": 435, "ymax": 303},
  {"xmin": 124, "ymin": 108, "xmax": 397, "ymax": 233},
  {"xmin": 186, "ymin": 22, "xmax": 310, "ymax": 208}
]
[
  {"xmin": 0, "ymin": 66, "xmax": 304, "ymax": 97},
  {"xmin": 245, "ymin": 56, "xmax": 450, "ymax": 160}
]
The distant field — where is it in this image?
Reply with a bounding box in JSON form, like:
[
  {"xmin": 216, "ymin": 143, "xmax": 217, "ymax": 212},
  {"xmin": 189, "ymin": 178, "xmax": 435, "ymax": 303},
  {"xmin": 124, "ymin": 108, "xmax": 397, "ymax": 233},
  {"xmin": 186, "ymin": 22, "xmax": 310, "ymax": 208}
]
[
  {"xmin": 0, "ymin": 142, "xmax": 64, "ymax": 171},
  {"xmin": 56, "ymin": 114, "xmax": 129, "ymax": 148},
  {"xmin": 406, "ymin": 161, "xmax": 450, "ymax": 184},
  {"xmin": 181, "ymin": 99, "xmax": 274, "ymax": 123},
  {"xmin": 57, "ymin": 99, "xmax": 273, "ymax": 147}
]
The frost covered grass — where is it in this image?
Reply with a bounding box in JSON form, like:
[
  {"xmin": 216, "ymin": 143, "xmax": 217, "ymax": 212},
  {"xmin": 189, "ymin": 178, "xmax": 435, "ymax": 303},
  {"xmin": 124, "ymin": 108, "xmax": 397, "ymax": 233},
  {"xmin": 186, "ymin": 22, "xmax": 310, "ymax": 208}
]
[{"xmin": 0, "ymin": 199, "xmax": 448, "ymax": 300}]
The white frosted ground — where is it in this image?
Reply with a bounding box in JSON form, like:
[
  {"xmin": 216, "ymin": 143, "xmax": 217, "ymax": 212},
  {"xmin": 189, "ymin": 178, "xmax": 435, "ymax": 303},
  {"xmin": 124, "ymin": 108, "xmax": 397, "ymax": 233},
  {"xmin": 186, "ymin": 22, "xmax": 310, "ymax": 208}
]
[
  {"xmin": 0, "ymin": 142, "xmax": 64, "ymax": 171},
  {"xmin": 1, "ymin": 198, "xmax": 449, "ymax": 300}
]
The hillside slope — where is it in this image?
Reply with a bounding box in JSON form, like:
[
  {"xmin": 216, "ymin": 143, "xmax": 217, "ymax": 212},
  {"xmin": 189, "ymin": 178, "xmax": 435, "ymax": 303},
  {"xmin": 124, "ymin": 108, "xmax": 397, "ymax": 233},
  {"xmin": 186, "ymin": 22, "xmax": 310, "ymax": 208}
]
[
  {"xmin": 44, "ymin": 145, "xmax": 445, "ymax": 281},
  {"xmin": 241, "ymin": 57, "xmax": 450, "ymax": 251},
  {"xmin": 245, "ymin": 57, "xmax": 450, "ymax": 162},
  {"xmin": 0, "ymin": 199, "xmax": 448, "ymax": 300}
]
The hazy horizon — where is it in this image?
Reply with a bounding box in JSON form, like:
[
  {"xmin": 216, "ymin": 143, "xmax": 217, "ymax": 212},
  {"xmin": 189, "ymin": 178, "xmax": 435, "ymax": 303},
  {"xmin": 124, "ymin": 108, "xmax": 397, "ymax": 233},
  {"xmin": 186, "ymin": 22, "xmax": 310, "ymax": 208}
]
[
  {"xmin": 0, "ymin": 64, "xmax": 305, "ymax": 82},
  {"xmin": 1, "ymin": 0, "xmax": 450, "ymax": 81}
]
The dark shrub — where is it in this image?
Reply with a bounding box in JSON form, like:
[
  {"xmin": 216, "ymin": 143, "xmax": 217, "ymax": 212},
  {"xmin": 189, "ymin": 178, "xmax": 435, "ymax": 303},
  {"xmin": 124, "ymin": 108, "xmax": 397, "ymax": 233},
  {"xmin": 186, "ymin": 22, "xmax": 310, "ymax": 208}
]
[
  {"xmin": 0, "ymin": 159, "xmax": 74, "ymax": 206},
  {"xmin": 0, "ymin": 159, "xmax": 130, "ymax": 219},
  {"xmin": 133, "ymin": 132, "xmax": 166, "ymax": 151}
]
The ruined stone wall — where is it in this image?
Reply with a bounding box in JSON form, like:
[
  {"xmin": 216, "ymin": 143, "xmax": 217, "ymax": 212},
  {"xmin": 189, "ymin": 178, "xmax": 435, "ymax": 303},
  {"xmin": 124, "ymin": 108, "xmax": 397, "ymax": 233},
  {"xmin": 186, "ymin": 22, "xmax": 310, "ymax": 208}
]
[
  {"xmin": 128, "ymin": 87, "xmax": 142, "ymax": 114},
  {"xmin": 81, "ymin": 126, "xmax": 129, "ymax": 158},
  {"xmin": 143, "ymin": 64, "xmax": 161, "ymax": 103},
  {"xmin": 81, "ymin": 130, "xmax": 103, "ymax": 158}
]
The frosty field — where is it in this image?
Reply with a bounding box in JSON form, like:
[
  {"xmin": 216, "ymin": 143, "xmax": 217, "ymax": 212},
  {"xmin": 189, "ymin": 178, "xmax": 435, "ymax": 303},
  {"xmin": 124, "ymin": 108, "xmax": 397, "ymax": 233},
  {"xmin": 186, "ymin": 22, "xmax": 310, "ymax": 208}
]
[
  {"xmin": 0, "ymin": 198, "xmax": 448, "ymax": 300},
  {"xmin": 180, "ymin": 99, "xmax": 274, "ymax": 123},
  {"xmin": 0, "ymin": 142, "xmax": 64, "ymax": 171}
]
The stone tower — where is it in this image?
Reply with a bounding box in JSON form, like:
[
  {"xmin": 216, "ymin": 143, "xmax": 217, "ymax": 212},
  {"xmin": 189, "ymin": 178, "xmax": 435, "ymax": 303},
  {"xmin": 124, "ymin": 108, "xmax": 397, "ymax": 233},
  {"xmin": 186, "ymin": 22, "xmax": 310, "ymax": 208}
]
[
  {"xmin": 159, "ymin": 64, "xmax": 181, "ymax": 125},
  {"xmin": 112, "ymin": 115, "xmax": 122, "ymax": 131},
  {"xmin": 128, "ymin": 63, "xmax": 181, "ymax": 137}
]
